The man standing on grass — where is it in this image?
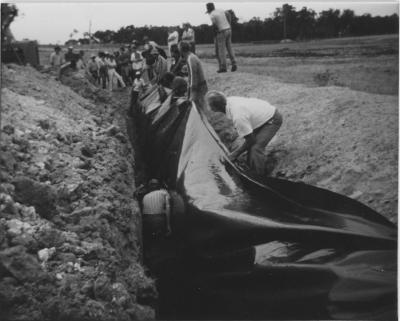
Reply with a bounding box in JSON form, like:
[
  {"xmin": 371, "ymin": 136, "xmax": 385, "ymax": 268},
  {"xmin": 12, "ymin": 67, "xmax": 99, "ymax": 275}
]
[
  {"xmin": 167, "ymin": 26, "xmax": 179, "ymax": 58},
  {"xmin": 182, "ymin": 23, "xmax": 196, "ymax": 53},
  {"xmin": 206, "ymin": 91, "xmax": 282, "ymax": 176},
  {"xmin": 130, "ymin": 43, "xmax": 143, "ymax": 76},
  {"xmin": 206, "ymin": 2, "xmax": 237, "ymax": 73}
]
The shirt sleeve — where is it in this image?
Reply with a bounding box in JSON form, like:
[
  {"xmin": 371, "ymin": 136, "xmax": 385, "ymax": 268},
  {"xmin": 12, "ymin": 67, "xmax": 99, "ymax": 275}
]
[{"xmin": 234, "ymin": 116, "xmax": 253, "ymax": 138}]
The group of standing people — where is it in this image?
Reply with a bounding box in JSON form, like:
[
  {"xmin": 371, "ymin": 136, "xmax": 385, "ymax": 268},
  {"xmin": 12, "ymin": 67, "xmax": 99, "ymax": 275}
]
[
  {"xmin": 49, "ymin": 45, "xmax": 85, "ymax": 79},
  {"xmin": 50, "ymin": 1, "xmax": 280, "ymax": 178},
  {"xmin": 167, "ymin": 23, "xmax": 196, "ymax": 55}
]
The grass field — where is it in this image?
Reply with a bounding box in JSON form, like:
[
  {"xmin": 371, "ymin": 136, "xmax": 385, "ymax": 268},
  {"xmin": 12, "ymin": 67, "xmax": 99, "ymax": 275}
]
[
  {"xmin": 198, "ymin": 34, "xmax": 398, "ymax": 95},
  {"xmin": 39, "ymin": 34, "xmax": 398, "ymax": 95}
]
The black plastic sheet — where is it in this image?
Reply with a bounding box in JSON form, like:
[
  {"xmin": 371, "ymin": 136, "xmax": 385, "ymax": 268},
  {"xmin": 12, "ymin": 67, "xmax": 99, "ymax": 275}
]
[{"xmin": 136, "ymin": 86, "xmax": 397, "ymax": 320}]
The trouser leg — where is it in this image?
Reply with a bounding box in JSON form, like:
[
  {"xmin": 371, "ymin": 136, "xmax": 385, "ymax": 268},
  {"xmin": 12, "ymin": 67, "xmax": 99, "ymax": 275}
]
[
  {"xmin": 216, "ymin": 32, "xmax": 227, "ymax": 70},
  {"xmin": 214, "ymin": 37, "xmax": 221, "ymax": 69},
  {"xmin": 123, "ymin": 65, "xmax": 132, "ymax": 85},
  {"xmin": 249, "ymin": 112, "xmax": 282, "ymax": 175},
  {"xmin": 225, "ymin": 29, "xmax": 236, "ymax": 66},
  {"xmin": 108, "ymin": 69, "xmax": 114, "ymax": 91},
  {"xmin": 100, "ymin": 70, "xmax": 107, "ymax": 89},
  {"xmin": 114, "ymin": 70, "xmax": 126, "ymax": 87}
]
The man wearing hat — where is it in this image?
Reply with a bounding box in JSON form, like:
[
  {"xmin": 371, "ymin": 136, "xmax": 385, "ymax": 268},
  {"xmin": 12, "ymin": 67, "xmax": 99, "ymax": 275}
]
[
  {"xmin": 143, "ymin": 36, "xmax": 168, "ymax": 60},
  {"xmin": 142, "ymin": 47, "xmax": 168, "ymax": 86},
  {"xmin": 206, "ymin": 2, "xmax": 237, "ymax": 73}
]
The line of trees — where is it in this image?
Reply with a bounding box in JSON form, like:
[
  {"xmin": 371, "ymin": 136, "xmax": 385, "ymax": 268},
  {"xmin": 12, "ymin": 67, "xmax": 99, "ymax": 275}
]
[{"xmin": 93, "ymin": 4, "xmax": 399, "ymax": 45}]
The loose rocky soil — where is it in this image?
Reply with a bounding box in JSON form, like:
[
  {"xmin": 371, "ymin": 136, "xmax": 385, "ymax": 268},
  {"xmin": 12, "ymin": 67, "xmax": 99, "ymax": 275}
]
[{"xmin": 0, "ymin": 64, "xmax": 156, "ymax": 321}]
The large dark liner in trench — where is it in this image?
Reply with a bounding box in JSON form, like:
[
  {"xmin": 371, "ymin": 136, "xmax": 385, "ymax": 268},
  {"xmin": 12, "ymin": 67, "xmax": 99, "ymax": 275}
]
[{"xmin": 134, "ymin": 85, "xmax": 397, "ymax": 320}]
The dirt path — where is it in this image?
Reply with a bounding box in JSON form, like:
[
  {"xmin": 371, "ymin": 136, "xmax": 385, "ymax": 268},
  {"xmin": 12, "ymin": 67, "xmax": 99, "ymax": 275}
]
[{"xmin": 204, "ymin": 63, "xmax": 398, "ymax": 223}]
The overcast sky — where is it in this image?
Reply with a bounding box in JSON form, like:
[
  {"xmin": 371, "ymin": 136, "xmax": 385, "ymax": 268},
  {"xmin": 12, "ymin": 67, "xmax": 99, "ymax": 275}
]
[{"xmin": 10, "ymin": 1, "xmax": 399, "ymax": 44}]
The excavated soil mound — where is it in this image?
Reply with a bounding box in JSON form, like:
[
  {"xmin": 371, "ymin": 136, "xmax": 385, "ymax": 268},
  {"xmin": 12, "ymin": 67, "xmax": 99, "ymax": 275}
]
[
  {"xmin": 205, "ymin": 64, "xmax": 398, "ymax": 223},
  {"xmin": 0, "ymin": 64, "xmax": 156, "ymax": 321}
]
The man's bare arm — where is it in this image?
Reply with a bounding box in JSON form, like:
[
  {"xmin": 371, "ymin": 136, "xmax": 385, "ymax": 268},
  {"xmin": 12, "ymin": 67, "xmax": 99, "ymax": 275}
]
[{"xmin": 229, "ymin": 133, "xmax": 256, "ymax": 161}]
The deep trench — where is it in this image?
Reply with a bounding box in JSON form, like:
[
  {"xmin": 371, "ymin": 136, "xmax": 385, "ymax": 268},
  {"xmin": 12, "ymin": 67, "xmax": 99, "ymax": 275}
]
[
  {"xmin": 122, "ymin": 88, "xmax": 397, "ymax": 320},
  {"xmin": 125, "ymin": 94, "xmax": 212, "ymax": 320}
]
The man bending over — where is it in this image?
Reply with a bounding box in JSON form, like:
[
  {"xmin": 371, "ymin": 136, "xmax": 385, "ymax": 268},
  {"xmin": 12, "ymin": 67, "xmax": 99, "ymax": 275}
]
[{"xmin": 206, "ymin": 91, "xmax": 283, "ymax": 175}]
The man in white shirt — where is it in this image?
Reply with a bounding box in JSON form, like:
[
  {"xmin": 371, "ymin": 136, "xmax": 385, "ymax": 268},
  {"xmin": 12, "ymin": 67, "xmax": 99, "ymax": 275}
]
[
  {"xmin": 182, "ymin": 23, "xmax": 196, "ymax": 53},
  {"xmin": 49, "ymin": 46, "xmax": 64, "ymax": 67},
  {"xmin": 130, "ymin": 44, "xmax": 143, "ymax": 74},
  {"xmin": 167, "ymin": 27, "xmax": 179, "ymax": 57},
  {"xmin": 206, "ymin": 91, "xmax": 283, "ymax": 175},
  {"xmin": 206, "ymin": 2, "xmax": 237, "ymax": 73}
]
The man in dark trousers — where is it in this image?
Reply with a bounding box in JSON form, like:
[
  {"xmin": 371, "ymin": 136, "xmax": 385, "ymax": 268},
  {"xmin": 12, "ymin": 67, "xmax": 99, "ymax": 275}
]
[{"xmin": 206, "ymin": 2, "xmax": 237, "ymax": 73}]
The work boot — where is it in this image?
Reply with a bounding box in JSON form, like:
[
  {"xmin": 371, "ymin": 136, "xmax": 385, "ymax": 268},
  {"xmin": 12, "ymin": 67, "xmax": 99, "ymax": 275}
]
[{"xmin": 231, "ymin": 65, "xmax": 237, "ymax": 72}]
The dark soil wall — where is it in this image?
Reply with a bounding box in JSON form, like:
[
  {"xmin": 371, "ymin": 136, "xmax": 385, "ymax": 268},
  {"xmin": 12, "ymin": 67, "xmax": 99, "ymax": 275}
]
[{"xmin": 0, "ymin": 65, "xmax": 156, "ymax": 321}]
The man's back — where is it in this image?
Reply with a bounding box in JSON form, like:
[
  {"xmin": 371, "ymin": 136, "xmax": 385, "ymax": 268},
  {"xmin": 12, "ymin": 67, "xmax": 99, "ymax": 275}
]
[
  {"xmin": 142, "ymin": 189, "xmax": 169, "ymax": 215},
  {"xmin": 210, "ymin": 8, "xmax": 231, "ymax": 31},
  {"xmin": 226, "ymin": 97, "xmax": 276, "ymax": 137}
]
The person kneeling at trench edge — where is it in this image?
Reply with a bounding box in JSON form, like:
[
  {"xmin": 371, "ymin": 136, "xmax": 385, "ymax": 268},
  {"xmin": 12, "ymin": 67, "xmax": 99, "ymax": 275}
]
[
  {"xmin": 206, "ymin": 91, "xmax": 283, "ymax": 176},
  {"xmin": 142, "ymin": 179, "xmax": 172, "ymax": 239},
  {"xmin": 171, "ymin": 76, "xmax": 188, "ymax": 105}
]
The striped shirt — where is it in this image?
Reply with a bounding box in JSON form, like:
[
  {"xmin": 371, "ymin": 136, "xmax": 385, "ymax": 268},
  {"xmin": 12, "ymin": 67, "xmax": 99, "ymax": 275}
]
[{"xmin": 142, "ymin": 189, "xmax": 170, "ymax": 215}]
